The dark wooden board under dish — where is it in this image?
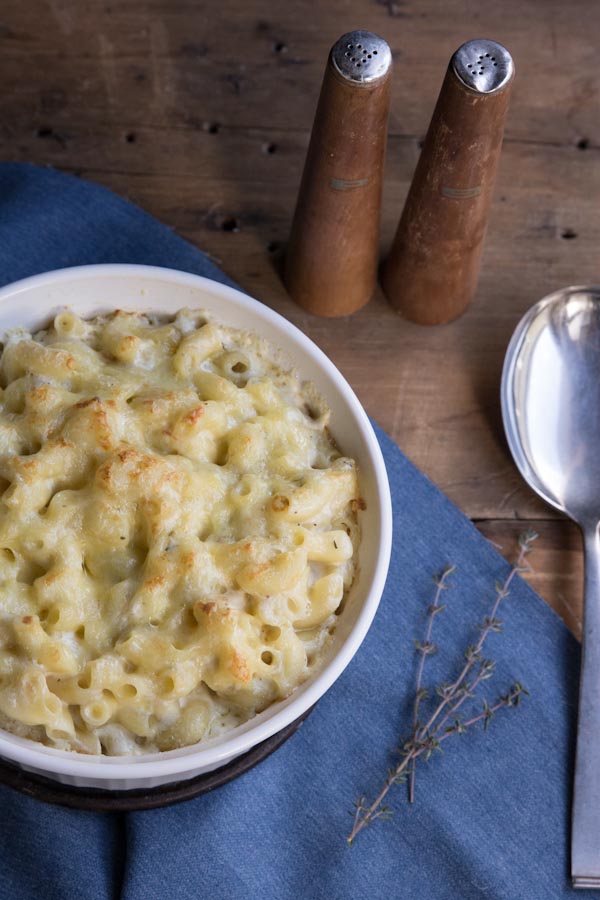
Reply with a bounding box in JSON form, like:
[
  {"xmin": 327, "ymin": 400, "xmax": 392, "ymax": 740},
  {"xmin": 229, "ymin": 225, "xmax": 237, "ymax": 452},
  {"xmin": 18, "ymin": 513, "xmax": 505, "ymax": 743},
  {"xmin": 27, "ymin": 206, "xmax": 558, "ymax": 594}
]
[{"xmin": 0, "ymin": 707, "xmax": 313, "ymax": 812}]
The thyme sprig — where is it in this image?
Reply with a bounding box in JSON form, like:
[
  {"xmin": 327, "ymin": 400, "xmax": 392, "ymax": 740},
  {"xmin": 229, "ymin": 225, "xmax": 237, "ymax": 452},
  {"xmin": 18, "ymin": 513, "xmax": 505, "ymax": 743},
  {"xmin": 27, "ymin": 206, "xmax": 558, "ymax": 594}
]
[
  {"xmin": 347, "ymin": 530, "xmax": 537, "ymax": 846},
  {"xmin": 409, "ymin": 562, "xmax": 455, "ymax": 803}
]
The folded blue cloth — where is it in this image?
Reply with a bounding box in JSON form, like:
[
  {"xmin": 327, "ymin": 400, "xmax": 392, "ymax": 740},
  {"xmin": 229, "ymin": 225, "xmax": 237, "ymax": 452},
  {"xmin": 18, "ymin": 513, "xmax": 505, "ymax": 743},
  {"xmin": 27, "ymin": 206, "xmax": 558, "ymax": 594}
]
[{"xmin": 0, "ymin": 163, "xmax": 588, "ymax": 899}]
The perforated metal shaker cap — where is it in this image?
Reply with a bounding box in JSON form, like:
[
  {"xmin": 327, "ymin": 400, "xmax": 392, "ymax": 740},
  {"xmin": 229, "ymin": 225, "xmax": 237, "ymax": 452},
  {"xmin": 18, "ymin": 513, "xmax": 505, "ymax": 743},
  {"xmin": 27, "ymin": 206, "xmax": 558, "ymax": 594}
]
[
  {"xmin": 452, "ymin": 39, "xmax": 514, "ymax": 94},
  {"xmin": 331, "ymin": 30, "xmax": 392, "ymax": 85}
]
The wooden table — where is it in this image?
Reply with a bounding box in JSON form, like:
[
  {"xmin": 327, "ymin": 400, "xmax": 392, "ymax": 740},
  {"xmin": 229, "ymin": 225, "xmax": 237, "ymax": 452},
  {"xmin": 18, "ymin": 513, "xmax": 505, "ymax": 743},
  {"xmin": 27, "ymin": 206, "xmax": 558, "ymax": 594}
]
[{"xmin": 2, "ymin": 0, "xmax": 596, "ymax": 635}]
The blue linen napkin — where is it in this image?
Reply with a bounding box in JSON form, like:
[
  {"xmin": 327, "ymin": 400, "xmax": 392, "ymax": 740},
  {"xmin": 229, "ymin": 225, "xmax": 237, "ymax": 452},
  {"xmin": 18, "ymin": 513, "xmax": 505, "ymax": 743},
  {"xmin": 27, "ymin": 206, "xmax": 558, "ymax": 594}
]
[{"xmin": 0, "ymin": 162, "xmax": 588, "ymax": 900}]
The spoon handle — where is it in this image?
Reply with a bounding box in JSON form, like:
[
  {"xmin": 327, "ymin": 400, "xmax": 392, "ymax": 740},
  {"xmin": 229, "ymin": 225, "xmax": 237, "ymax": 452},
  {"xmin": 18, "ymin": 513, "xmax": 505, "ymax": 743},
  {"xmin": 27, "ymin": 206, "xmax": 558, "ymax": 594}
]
[{"xmin": 572, "ymin": 524, "xmax": 600, "ymax": 888}]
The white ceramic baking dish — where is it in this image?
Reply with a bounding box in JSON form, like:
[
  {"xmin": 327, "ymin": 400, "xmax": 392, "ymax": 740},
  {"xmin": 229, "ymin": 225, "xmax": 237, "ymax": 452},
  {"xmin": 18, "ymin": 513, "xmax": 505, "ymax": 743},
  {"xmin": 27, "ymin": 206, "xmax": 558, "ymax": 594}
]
[{"xmin": 0, "ymin": 264, "xmax": 392, "ymax": 790}]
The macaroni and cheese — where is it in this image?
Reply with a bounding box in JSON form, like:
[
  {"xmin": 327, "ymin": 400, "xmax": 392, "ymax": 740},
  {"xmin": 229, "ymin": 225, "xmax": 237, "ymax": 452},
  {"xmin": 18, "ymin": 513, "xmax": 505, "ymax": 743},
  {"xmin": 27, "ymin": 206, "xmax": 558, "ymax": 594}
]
[{"xmin": 0, "ymin": 308, "xmax": 361, "ymax": 755}]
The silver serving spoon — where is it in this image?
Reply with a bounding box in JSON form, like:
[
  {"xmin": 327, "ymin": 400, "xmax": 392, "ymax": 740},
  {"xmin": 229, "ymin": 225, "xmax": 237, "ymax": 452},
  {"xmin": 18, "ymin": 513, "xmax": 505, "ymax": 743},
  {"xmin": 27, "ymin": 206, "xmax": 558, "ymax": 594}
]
[{"xmin": 502, "ymin": 285, "xmax": 600, "ymax": 890}]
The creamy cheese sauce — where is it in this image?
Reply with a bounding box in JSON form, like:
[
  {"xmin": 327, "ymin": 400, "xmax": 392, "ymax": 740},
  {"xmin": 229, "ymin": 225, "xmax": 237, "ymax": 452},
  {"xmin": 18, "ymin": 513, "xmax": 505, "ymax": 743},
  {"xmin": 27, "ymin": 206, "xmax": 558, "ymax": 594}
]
[{"xmin": 0, "ymin": 308, "xmax": 360, "ymax": 754}]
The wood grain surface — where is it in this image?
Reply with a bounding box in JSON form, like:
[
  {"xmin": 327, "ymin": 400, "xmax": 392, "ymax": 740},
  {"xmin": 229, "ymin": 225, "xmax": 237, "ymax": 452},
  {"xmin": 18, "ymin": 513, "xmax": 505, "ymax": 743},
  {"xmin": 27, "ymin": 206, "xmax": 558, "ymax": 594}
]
[{"xmin": 1, "ymin": 0, "xmax": 597, "ymax": 635}]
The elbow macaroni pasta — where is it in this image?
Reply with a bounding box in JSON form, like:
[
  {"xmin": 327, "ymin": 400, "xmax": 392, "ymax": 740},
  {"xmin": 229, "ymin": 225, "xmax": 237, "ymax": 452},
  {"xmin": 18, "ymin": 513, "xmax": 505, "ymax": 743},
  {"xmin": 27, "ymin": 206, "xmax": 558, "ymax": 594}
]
[{"xmin": 0, "ymin": 308, "xmax": 361, "ymax": 755}]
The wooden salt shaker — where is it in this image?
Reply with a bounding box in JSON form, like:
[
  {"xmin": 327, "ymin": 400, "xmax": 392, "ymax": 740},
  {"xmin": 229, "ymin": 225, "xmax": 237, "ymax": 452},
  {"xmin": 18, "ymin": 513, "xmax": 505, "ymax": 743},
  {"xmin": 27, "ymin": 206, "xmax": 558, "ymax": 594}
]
[
  {"xmin": 283, "ymin": 31, "xmax": 392, "ymax": 317},
  {"xmin": 381, "ymin": 39, "xmax": 514, "ymax": 325}
]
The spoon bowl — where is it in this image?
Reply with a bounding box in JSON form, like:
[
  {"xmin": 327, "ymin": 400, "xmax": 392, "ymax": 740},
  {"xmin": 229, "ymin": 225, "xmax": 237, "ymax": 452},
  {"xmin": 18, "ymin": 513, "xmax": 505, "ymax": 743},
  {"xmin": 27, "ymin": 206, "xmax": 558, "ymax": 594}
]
[
  {"xmin": 502, "ymin": 285, "xmax": 600, "ymax": 525},
  {"xmin": 502, "ymin": 285, "xmax": 600, "ymax": 889}
]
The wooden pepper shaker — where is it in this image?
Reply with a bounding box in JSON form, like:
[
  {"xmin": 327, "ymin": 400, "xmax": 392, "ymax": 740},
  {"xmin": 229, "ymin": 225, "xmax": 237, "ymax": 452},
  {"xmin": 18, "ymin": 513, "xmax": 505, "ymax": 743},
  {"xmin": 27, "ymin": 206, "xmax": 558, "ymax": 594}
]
[
  {"xmin": 381, "ymin": 39, "xmax": 514, "ymax": 325},
  {"xmin": 283, "ymin": 30, "xmax": 392, "ymax": 317}
]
